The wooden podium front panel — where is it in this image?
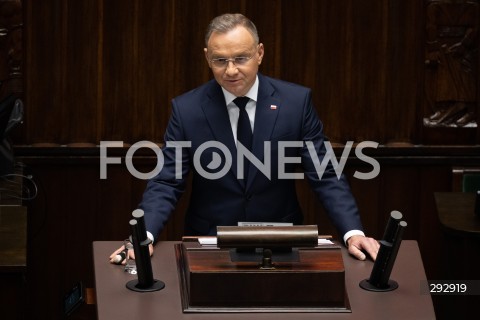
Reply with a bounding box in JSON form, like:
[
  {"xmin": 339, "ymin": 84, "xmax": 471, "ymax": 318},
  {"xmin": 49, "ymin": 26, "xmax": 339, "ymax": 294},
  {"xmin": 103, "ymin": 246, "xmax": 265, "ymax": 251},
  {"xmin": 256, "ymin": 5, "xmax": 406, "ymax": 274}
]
[{"xmin": 176, "ymin": 242, "xmax": 350, "ymax": 312}]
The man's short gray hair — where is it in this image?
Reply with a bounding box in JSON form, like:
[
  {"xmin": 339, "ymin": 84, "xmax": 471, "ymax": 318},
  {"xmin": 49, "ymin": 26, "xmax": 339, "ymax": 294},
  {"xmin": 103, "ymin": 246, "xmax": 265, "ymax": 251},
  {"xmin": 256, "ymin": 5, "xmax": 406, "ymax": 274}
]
[{"xmin": 205, "ymin": 13, "xmax": 259, "ymax": 47}]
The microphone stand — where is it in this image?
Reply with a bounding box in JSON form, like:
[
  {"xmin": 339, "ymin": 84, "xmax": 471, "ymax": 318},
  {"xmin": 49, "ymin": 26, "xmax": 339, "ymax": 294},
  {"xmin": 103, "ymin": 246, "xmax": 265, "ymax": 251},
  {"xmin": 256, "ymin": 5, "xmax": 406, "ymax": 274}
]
[
  {"xmin": 126, "ymin": 209, "xmax": 165, "ymax": 292},
  {"xmin": 360, "ymin": 210, "xmax": 407, "ymax": 292}
]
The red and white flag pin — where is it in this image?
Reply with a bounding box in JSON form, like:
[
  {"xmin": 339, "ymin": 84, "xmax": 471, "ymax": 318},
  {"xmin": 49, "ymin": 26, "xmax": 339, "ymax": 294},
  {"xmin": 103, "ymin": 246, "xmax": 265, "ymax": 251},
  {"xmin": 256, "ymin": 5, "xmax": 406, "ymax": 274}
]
[{"xmin": 270, "ymin": 105, "xmax": 278, "ymax": 110}]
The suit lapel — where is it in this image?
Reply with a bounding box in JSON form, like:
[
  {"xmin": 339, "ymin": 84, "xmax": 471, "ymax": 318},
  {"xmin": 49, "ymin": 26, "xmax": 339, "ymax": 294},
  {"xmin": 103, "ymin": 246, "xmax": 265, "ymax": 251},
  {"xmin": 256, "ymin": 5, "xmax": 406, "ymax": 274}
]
[
  {"xmin": 246, "ymin": 75, "xmax": 280, "ymax": 191},
  {"xmin": 201, "ymin": 81, "xmax": 242, "ymax": 185},
  {"xmin": 201, "ymin": 76, "xmax": 281, "ymax": 191}
]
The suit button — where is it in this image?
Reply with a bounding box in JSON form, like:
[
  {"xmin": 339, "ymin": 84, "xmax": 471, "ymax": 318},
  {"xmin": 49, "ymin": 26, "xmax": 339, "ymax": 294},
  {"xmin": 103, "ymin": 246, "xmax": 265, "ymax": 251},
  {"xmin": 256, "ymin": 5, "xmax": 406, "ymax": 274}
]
[{"xmin": 246, "ymin": 194, "xmax": 252, "ymax": 201}]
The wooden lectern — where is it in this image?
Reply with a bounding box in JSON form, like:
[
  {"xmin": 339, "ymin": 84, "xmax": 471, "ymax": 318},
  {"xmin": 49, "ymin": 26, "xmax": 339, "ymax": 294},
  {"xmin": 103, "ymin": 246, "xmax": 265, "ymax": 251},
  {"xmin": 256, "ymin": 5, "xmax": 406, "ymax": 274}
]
[
  {"xmin": 93, "ymin": 240, "xmax": 436, "ymax": 320},
  {"xmin": 175, "ymin": 226, "xmax": 350, "ymax": 313}
]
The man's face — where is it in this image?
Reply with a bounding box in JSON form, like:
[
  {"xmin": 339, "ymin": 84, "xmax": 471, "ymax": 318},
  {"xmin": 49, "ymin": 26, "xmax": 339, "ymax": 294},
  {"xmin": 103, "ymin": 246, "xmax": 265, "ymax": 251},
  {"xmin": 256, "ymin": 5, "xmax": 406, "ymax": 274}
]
[{"xmin": 204, "ymin": 26, "xmax": 264, "ymax": 97}]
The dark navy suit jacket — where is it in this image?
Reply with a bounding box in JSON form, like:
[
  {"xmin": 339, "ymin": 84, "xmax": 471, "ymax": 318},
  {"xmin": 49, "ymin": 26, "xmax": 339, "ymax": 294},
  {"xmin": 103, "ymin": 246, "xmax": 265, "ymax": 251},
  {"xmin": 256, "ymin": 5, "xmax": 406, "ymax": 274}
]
[{"xmin": 140, "ymin": 73, "xmax": 363, "ymax": 239}]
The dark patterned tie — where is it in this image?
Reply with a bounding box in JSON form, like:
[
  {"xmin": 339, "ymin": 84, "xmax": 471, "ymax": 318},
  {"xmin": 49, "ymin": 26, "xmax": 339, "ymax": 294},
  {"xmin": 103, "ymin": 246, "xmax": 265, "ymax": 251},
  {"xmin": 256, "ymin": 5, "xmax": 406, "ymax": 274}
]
[{"xmin": 234, "ymin": 96, "xmax": 252, "ymax": 180}]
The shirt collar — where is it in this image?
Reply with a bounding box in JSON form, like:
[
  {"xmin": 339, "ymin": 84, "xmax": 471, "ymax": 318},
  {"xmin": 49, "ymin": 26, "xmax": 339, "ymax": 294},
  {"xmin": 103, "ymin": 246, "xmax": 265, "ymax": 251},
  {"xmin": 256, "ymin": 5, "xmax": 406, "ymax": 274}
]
[{"xmin": 222, "ymin": 75, "xmax": 259, "ymax": 106}]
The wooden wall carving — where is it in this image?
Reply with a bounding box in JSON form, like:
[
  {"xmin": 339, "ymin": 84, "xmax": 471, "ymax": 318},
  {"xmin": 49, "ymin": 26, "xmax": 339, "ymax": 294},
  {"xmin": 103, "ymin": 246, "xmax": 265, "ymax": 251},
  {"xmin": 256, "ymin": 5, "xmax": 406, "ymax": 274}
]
[
  {"xmin": 0, "ymin": 0, "xmax": 22, "ymax": 99},
  {"xmin": 424, "ymin": 0, "xmax": 479, "ymax": 128}
]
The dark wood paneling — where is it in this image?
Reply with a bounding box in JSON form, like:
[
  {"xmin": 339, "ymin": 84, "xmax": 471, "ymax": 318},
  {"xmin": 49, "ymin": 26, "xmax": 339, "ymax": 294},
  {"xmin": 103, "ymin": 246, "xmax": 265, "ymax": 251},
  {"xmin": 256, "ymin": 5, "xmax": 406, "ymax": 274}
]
[
  {"xmin": 24, "ymin": 0, "xmax": 65, "ymax": 144},
  {"xmin": 20, "ymin": 0, "xmax": 479, "ymax": 147},
  {"xmin": 385, "ymin": 0, "xmax": 424, "ymax": 144}
]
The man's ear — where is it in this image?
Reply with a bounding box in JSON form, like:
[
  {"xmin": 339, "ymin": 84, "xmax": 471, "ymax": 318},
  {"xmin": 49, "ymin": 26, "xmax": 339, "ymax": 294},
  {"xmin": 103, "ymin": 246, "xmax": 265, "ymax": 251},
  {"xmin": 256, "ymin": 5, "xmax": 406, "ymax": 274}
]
[{"xmin": 257, "ymin": 43, "xmax": 264, "ymax": 65}]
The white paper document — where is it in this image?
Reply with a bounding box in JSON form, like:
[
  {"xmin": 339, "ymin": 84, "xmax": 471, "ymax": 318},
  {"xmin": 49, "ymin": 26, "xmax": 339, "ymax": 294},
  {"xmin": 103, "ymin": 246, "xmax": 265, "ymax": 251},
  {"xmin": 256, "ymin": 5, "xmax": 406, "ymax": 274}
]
[{"xmin": 198, "ymin": 237, "xmax": 333, "ymax": 246}]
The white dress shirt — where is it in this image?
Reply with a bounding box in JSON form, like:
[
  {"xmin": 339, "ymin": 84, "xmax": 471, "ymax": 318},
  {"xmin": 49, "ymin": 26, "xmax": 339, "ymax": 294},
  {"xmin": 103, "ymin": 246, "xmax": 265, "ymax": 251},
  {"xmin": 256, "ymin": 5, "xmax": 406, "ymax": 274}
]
[{"xmin": 221, "ymin": 76, "xmax": 259, "ymax": 145}]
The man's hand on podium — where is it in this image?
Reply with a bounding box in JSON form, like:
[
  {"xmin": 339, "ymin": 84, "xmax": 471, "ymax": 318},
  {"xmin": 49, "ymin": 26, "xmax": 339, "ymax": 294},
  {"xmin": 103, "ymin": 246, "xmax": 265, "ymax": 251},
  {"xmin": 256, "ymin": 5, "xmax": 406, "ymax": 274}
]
[
  {"xmin": 107, "ymin": 236, "xmax": 379, "ymax": 264},
  {"xmin": 347, "ymin": 235, "xmax": 379, "ymax": 261},
  {"xmin": 109, "ymin": 243, "xmax": 154, "ymax": 265}
]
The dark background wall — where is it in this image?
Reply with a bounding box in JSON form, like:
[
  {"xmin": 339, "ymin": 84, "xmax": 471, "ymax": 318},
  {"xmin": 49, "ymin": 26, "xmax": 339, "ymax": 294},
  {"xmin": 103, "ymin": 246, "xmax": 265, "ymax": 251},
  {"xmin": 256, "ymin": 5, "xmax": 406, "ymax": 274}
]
[
  {"xmin": 0, "ymin": 0, "xmax": 479, "ymax": 319},
  {"xmin": 20, "ymin": 0, "xmax": 479, "ymax": 145}
]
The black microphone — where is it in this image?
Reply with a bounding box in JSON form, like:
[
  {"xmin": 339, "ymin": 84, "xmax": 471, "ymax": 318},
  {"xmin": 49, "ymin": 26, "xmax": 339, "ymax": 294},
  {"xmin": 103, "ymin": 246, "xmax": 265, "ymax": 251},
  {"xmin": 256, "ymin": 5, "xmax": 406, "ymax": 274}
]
[
  {"xmin": 125, "ymin": 209, "xmax": 165, "ymax": 292},
  {"xmin": 132, "ymin": 209, "xmax": 148, "ymax": 242},
  {"xmin": 382, "ymin": 210, "xmax": 403, "ymax": 243},
  {"xmin": 360, "ymin": 210, "xmax": 407, "ymax": 292}
]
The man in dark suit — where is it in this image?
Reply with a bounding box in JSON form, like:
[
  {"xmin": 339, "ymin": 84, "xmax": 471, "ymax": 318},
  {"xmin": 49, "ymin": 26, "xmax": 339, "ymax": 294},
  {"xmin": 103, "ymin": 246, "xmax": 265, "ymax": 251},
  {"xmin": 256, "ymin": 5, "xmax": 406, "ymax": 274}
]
[{"xmin": 110, "ymin": 13, "xmax": 379, "ymax": 263}]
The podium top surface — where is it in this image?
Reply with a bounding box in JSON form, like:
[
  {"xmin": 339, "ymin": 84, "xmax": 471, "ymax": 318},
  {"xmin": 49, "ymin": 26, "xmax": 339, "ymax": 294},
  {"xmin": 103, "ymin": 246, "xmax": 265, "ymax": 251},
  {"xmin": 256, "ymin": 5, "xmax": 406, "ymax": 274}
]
[{"xmin": 92, "ymin": 240, "xmax": 435, "ymax": 320}]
